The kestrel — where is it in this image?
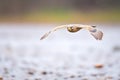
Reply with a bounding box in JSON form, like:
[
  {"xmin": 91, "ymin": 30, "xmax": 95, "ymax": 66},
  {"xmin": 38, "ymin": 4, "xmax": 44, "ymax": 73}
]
[{"xmin": 40, "ymin": 24, "xmax": 103, "ymax": 40}]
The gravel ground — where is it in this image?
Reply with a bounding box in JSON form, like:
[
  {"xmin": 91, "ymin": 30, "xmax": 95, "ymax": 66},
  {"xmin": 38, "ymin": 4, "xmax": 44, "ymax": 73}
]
[{"xmin": 0, "ymin": 23, "xmax": 120, "ymax": 80}]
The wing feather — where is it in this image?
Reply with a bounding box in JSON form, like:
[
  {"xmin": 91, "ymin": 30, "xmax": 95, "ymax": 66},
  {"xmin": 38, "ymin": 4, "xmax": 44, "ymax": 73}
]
[
  {"xmin": 40, "ymin": 24, "xmax": 103, "ymax": 40},
  {"xmin": 80, "ymin": 25, "xmax": 103, "ymax": 40},
  {"xmin": 40, "ymin": 25, "xmax": 67, "ymax": 40},
  {"xmin": 90, "ymin": 30, "xmax": 103, "ymax": 40}
]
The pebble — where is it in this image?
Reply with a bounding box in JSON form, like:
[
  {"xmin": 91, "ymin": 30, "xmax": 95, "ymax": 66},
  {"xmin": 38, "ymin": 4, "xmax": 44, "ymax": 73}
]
[
  {"xmin": 4, "ymin": 67, "xmax": 9, "ymax": 74},
  {"xmin": 27, "ymin": 69, "xmax": 36, "ymax": 75},
  {"xmin": 98, "ymin": 73, "xmax": 105, "ymax": 76},
  {"xmin": 78, "ymin": 75, "xmax": 82, "ymax": 77},
  {"xmin": 0, "ymin": 76, "xmax": 3, "ymax": 80},
  {"xmin": 49, "ymin": 71, "xmax": 53, "ymax": 74},
  {"xmin": 113, "ymin": 46, "xmax": 120, "ymax": 52},
  {"xmin": 11, "ymin": 75, "xmax": 15, "ymax": 77},
  {"xmin": 91, "ymin": 73, "xmax": 97, "ymax": 77},
  {"xmin": 70, "ymin": 75, "xmax": 75, "ymax": 78},
  {"xmin": 105, "ymin": 76, "xmax": 113, "ymax": 79},
  {"xmin": 94, "ymin": 64, "xmax": 103, "ymax": 68},
  {"xmin": 41, "ymin": 71, "xmax": 47, "ymax": 75},
  {"xmin": 28, "ymin": 71, "xmax": 34, "ymax": 75}
]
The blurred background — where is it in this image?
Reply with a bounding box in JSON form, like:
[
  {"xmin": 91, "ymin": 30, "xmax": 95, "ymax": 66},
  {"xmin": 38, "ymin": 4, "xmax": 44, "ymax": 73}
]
[
  {"xmin": 0, "ymin": 0, "xmax": 120, "ymax": 80},
  {"xmin": 0, "ymin": 0, "xmax": 120, "ymax": 23}
]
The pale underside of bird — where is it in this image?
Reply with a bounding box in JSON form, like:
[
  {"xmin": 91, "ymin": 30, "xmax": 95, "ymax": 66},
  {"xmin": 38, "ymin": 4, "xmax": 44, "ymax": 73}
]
[{"xmin": 40, "ymin": 24, "xmax": 103, "ymax": 40}]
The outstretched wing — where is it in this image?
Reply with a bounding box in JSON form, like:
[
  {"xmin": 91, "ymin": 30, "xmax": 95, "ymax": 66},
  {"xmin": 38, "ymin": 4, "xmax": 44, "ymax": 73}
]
[
  {"xmin": 80, "ymin": 25, "xmax": 103, "ymax": 40},
  {"xmin": 90, "ymin": 30, "xmax": 103, "ymax": 40},
  {"xmin": 40, "ymin": 25, "xmax": 67, "ymax": 40},
  {"xmin": 40, "ymin": 31, "xmax": 51, "ymax": 40}
]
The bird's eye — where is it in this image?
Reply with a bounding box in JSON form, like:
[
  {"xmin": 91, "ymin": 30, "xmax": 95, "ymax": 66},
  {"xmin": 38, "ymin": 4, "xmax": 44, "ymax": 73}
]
[
  {"xmin": 70, "ymin": 27, "xmax": 73, "ymax": 29},
  {"xmin": 92, "ymin": 25, "xmax": 96, "ymax": 28},
  {"xmin": 70, "ymin": 26, "xmax": 73, "ymax": 29}
]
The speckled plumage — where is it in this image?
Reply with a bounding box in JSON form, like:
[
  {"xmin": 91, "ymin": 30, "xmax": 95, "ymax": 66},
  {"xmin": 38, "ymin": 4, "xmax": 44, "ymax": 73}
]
[{"xmin": 40, "ymin": 24, "xmax": 103, "ymax": 40}]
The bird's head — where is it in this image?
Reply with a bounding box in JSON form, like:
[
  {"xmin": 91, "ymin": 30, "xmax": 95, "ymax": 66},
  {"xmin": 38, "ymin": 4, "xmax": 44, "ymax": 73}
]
[
  {"xmin": 67, "ymin": 26, "xmax": 82, "ymax": 33},
  {"xmin": 92, "ymin": 25, "xmax": 96, "ymax": 28}
]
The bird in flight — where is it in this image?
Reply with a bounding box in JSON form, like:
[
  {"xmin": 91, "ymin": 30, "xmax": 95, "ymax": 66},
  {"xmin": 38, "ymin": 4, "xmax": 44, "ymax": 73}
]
[{"xmin": 40, "ymin": 24, "xmax": 103, "ymax": 40}]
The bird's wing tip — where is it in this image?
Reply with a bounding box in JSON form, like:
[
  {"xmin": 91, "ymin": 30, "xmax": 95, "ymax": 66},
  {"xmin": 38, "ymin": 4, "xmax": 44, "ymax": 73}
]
[
  {"xmin": 40, "ymin": 31, "xmax": 51, "ymax": 40},
  {"xmin": 40, "ymin": 38, "xmax": 43, "ymax": 40},
  {"xmin": 40, "ymin": 35, "xmax": 46, "ymax": 40},
  {"xmin": 91, "ymin": 30, "xmax": 103, "ymax": 40}
]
